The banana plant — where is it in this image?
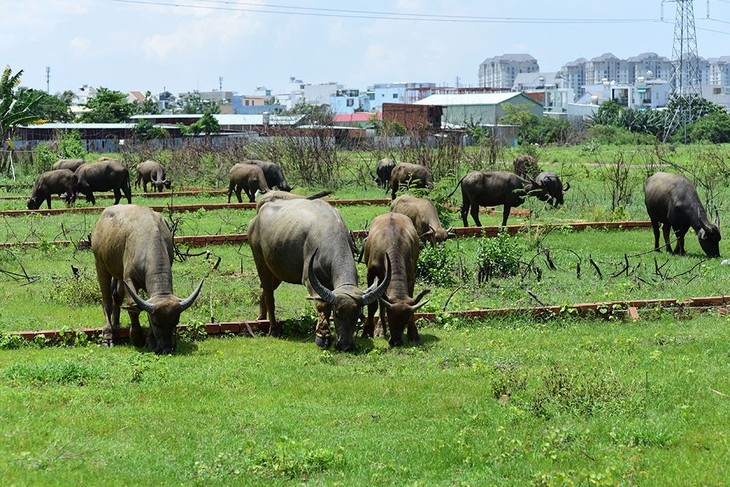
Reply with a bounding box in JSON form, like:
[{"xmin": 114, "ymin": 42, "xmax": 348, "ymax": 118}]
[{"xmin": 1, "ymin": 66, "xmax": 46, "ymax": 174}]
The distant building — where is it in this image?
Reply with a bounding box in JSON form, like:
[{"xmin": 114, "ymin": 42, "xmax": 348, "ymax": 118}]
[
  {"xmin": 708, "ymin": 57, "xmax": 730, "ymax": 86},
  {"xmin": 414, "ymin": 92, "xmax": 543, "ymax": 128},
  {"xmin": 231, "ymin": 95, "xmax": 284, "ymax": 115},
  {"xmin": 368, "ymin": 82, "xmax": 436, "ymax": 111},
  {"xmin": 702, "ymin": 84, "xmax": 730, "ymax": 111},
  {"xmin": 625, "ymin": 52, "xmax": 673, "ymax": 84},
  {"xmin": 330, "ymin": 89, "xmax": 370, "ymax": 115},
  {"xmin": 478, "ymin": 54, "xmax": 539, "ymax": 89},
  {"xmin": 559, "ymin": 58, "xmax": 588, "ymax": 100}
]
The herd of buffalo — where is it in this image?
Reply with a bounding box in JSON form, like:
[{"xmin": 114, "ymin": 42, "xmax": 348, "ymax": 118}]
[{"xmin": 24, "ymin": 155, "xmax": 722, "ymax": 353}]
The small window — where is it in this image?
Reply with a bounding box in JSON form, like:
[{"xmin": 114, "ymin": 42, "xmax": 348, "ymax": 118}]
[
  {"xmin": 392, "ymin": 93, "xmax": 398, "ymax": 99},
  {"xmin": 346, "ymin": 99, "xmax": 354, "ymax": 107}
]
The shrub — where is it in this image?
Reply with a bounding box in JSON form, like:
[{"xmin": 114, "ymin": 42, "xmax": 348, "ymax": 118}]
[
  {"xmin": 688, "ymin": 112, "xmax": 730, "ymax": 144},
  {"xmin": 57, "ymin": 129, "xmax": 85, "ymax": 159},
  {"xmin": 49, "ymin": 268, "xmax": 100, "ymax": 306},
  {"xmin": 476, "ymin": 231, "xmax": 523, "ymax": 282},
  {"xmin": 417, "ymin": 244, "xmax": 455, "ymax": 286}
]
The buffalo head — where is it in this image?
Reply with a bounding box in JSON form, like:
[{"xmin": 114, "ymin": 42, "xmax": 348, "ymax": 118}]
[
  {"xmin": 380, "ymin": 289, "xmax": 430, "ymax": 347},
  {"xmin": 308, "ymin": 250, "xmax": 391, "ymax": 351},
  {"xmin": 27, "ymin": 197, "xmax": 41, "ymax": 210},
  {"xmin": 698, "ymin": 213, "xmax": 721, "ymax": 258},
  {"xmin": 123, "ymin": 280, "xmax": 204, "ymax": 354}
]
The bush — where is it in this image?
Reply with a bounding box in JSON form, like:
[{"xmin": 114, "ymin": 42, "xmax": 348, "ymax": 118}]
[
  {"xmin": 417, "ymin": 244, "xmax": 455, "ymax": 286},
  {"xmin": 49, "ymin": 268, "xmax": 100, "ymax": 306},
  {"xmin": 585, "ymin": 125, "xmax": 654, "ymax": 145},
  {"xmin": 58, "ymin": 130, "xmax": 85, "ymax": 159},
  {"xmin": 476, "ymin": 231, "xmax": 523, "ymax": 282},
  {"xmin": 688, "ymin": 112, "xmax": 730, "ymax": 144}
]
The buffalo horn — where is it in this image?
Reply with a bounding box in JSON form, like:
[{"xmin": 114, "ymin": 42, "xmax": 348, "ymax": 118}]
[
  {"xmin": 308, "ymin": 249, "xmax": 336, "ymax": 303},
  {"xmin": 380, "ymin": 294, "xmax": 394, "ymax": 310},
  {"xmin": 563, "ymin": 181, "xmax": 571, "ymax": 192},
  {"xmin": 179, "ymin": 279, "xmax": 205, "ymax": 312},
  {"xmin": 715, "ymin": 211, "xmax": 720, "ymax": 227},
  {"xmin": 362, "ymin": 254, "xmax": 391, "ymax": 306},
  {"xmin": 446, "ymin": 227, "xmax": 456, "ymax": 238},
  {"xmin": 123, "ymin": 281, "xmax": 155, "ymax": 313}
]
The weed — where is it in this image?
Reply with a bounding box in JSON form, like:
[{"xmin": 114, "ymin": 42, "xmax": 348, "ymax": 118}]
[
  {"xmin": 49, "ymin": 267, "xmax": 100, "ymax": 307},
  {"xmin": 4, "ymin": 359, "xmax": 99, "ymax": 386},
  {"xmin": 417, "ymin": 244, "xmax": 456, "ymax": 286},
  {"xmin": 477, "ymin": 231, "xmax": 523, "ymax": 282}
]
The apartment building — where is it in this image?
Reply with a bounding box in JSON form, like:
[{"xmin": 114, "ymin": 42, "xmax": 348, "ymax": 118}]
[{"xmin": 478, "ymin": 54, "xmax": 539, "ymax": 89}]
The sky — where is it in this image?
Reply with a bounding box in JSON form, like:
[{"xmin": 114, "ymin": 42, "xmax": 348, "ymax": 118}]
[{"xmin": 3, "ymin": 0, "xmax": 730, "ymax": 97}]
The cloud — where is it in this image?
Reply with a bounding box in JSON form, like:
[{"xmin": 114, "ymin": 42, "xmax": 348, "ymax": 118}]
[{"xmin": 69, "ymin": 37, "xmax": 92, "ymax": 57}]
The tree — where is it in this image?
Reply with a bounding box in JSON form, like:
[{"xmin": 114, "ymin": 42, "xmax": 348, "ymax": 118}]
[
  {"xmin": 16, "ymin": 87, "xmax": 72, "ymax": 122},
  {"xmin": 181, "ymin": 111, "xmax": 220, "ymax": 136},
  {"xmin": 133, "ymin": 120, "xmax": 169, "ymax": 140},
  {"xmin": 134, "ymin": 91, "xmax": 160, "ymax": 115},
  {"xmin": 284, "ymin": 102, "xmax": 333, "ymax": 126},
  {"xmin": 1, "ymin": 66, "xmax": 45, "ymax": 174},
  {"xmin": 177, "ymin": 92, "xmax": 220, "ymax": 114},
  {"xmin": 77, "ymin": 87, "xmax": 134, "ymax": 123},
  {"xmin": 688, "ymin": 112, "xmax": 730, "ymax": 143}
]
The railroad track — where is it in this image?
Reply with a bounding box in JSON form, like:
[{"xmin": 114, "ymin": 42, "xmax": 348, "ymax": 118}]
[
  {"xmin": 0, "ymin": 188, "xmax": 228, "ymax": 201},
  {"xmin": 0, "ymin": 220, "xmax": 653, "ymax": 249},
  {"xmin": 11, "ymin": 294, "xmax": 730, "ymax": 342}
]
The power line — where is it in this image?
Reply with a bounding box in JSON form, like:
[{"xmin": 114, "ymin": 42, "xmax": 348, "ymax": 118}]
[{"xmin": 107, "ymin": 0, "xmax": 659, "ymax": 24}]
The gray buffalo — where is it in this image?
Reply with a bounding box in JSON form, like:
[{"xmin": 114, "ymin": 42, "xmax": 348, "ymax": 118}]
[
  {"xmin": 390, "ymin": 162, "xmax": 434, "ymax": 200},
  {"xmin": 391, "ymin": 194, "xmax": 454, "ymax": 246},
  {"xmin": 363, "ymin": 213, "xmax": 429, "ymax": 346},
  {"xmin": 255, "ymin": 190, "xmax": 332, "ymax": 211},
  {"xmin": 244, "ymin": 159, "xmax": 292, "ymax": 191},
  {"xmin": 530, "ymin": 171, "xmax": 570, "ymax": 207},
  {"xmin": 372, "ymin": 158, "xmax": 396, "ymax": 190},
  {"xmin": 27, "ymin": 169, "xmax": 77, "ymax": 210},
  {"xmin": 135, "ymin": 160, "xmax": 171, "ymax": 193},
  {"xmin": 52, "ymin": 158, "xmax": 86, "ymax": 172},
  {"xmin": 644, "ymin": 172, "xmax": 721, "ymax": 257},
  {"xmin": 449, "ymin": 170, "xmax": 534, "ymax": 227},
  {"xmin": 75, "ymin": 159, "xmax": 132, "ymax": 205},
  {"xmin": 228, "ymin": 163, "xmax": 270, "ymax": 203},
  {"xmin": 91, "ymin": 205, "xmax": 203, "ymax": 354},
  {"xmin": 248, "ymin": 198, "xmax": 391, "ymax": 351}
]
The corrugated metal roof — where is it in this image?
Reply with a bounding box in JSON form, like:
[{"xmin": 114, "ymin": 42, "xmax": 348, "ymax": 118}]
[
  {"xmin": 414, "ymin": 92, "xmax": 538, "ymax": 106},
  {"xmin": 21, "ymin": 123, "xmax": 140, "ymax": 129},
  {"xmin": 333, "ymin": 112, "xmax": 380, "ymax": 123},
  {"xmin": 131, "ymin": 114, "xmax": 304, "ymax": 125}
]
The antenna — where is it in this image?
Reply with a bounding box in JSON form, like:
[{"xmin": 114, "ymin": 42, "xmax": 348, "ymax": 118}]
[
  {"xmin": 663, "ymin": 0, "xmax": 702, "ymax": 141},
  {"xmin": 219, "ymin": 76, "xmax": 223, "ymax": 92},
  {"xmin": 45, "ymin": 66, "xmax": 50, "ymax": 93}
]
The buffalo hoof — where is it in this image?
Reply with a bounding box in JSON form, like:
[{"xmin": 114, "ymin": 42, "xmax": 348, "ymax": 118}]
[
  {"xmin": 389, "ymin": 338, "xmax": 403, "ymax": 347},
  {"xmin": 315, "ymin": 335, "xmax": 332, "ymax": 349},
  {"xmin": 100, "ymin": 339, "xmax": 114, "ymax": 348}
]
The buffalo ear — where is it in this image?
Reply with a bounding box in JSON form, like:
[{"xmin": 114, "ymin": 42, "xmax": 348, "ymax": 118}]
[{"xmin": 715, "ymin": 211, "xmax": 720, "ymax": 228}]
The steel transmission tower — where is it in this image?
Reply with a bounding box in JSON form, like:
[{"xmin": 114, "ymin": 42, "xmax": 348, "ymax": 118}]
[{"xmin": 663, "ymin": 0, "xmax": 702, "ymax": 140}]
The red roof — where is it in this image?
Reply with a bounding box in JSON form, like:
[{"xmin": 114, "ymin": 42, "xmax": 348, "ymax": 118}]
[{"xmin": 333, "ymin": 112, "xmax": 381, "ymax": 123}]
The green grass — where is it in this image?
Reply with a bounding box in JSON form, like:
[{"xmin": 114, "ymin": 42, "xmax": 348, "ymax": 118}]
[{"xmin": 1, "ymin": 314, "xmax": 729, "ymax": 485}]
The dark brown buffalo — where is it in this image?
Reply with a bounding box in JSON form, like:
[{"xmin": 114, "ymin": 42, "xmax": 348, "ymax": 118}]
[
  {"xmin": 391, "ymin": 194, "xmax": 454, "ymax": 246},
  {"xmin": 373, "ymin": 158, "xmax": 396, "ymax": 190},
  {"xmin": 75, "ymin": 159, "xmax": 132, "ymax": 205},
  {"xmin": 228, "ymin": 163, "xmax": 270, "ymax": 203},
  {"xmin": 449, "ymin": 170, "xmax": 534, "ymax": 227},
  {"xmin": 644, "ymin": 172, "xmax": 721, "ymax": 257},
  {"xmin": 244, "ymin": 159, "xmax": 292, "ymax": 191},
  {"xmin": 91, "ymin": 205, "xmax": 203, "ymax": 354},
  {"xmin": 27, "ymin": 169, "xmax": 77, "ymax": 210},
  {"xmin": 531, "ymin": 171, "xmax": 570, "ymax": 207},
  {"xmin": 390, "ymin": 162, "xmax": 434, "ymax": 200},
  {"xmin": 248, "ymin": 198, "xmax": 391, "ymax": 351},
  {"xmin": 363, "ymin": 213, "xmax": 429, "ymax": 346},
  {"xmin": 52, "ymin": 158, "xmax": 85, "ymax": 172},
  {"xmin": 135, "ymin": 160, "xmax": 170, "ymax": 193}
]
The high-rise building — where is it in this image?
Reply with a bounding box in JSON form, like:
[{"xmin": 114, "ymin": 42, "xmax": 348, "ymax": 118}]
[{"xmin": 478, "ymin": 54, "xmax": 539, "ymax": 89}]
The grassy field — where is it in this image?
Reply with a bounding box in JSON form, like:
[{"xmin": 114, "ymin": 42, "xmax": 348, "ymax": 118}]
[{"xmin": 1, "ymin": 143, "xmax": 730, "ymax": 484}]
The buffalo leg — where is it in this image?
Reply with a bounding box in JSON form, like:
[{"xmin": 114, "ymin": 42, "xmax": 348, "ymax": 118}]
[
  {"xmin": 120, "ymin": 279, "xmax": 147, "ymax": 348},
  {"xmin": 96, "ymin": 266, "xmax": 116, "ymax": 346},
  {"xmin": 113, "ymin": 187, "xmax": 122, "ymax": 205},
  {"xmin": 362, "ymin": 271, "xmax": 379, "ymax": 338},
  {"xmin": 123, "ymin": 182, "xmax": 132, "ymax": 203},
  {"xmin": 259, "ymin": 277, "xmax": 281, "ymax": 336},
  {"xmin": 45, "ymin": 196, "xmax": 52, "ymax": 209},
  {"xmin": 407, "ymin": 316, "xmax": 420, "ymax": 344},
  {"xmin": 376, "ymin": 301, "xmax": 387, "ymax": 338},
  {"xmin": 675, "ymin": 231, "xmax": 686, "ymax": 255},
  {"xmin": 314, "ymin": 301, "xmax": 333, "ymax": 349},
  {"xmin": 470, "ymin": 204, "xmax": 482, "ymax": 227},
  {"xmin": 501, "ymin": 205, "xmax": 511, "ymax": 228},
  {"xmin": 663, "ymin": 224, "xmax": 673, "ymax": 253},
  {"xmin": 227, "ymin": 182, "xmax": 235, "ymax": 203},
  {"xmin": 651, "ymin": 220, "xmax": 661, "ymax": 251},
  {"xmin": 245, "ymin": 187, "xmax": 255, "ymax": 203}
]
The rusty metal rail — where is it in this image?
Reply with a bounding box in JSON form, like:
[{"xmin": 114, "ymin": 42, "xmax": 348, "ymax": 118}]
[
  {"xmin": 0, "ymin": 220, "xmax": 653, "ymax": 249},
  {"xmin": 10, "ymin": 295, "xmax": 729, "ymax": 342}
]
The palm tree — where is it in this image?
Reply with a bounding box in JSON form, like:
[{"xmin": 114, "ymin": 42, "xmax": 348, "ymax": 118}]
[{"xmin": 1, "ymin": 66, "xmax": 45, "ymax": 175}]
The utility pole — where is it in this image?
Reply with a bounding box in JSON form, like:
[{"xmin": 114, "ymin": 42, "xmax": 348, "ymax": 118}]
[
  {"xmin": 662, "ymin": 0, "xmax": 702, "ymax": 141},
  {"xmin": 45, "ymin": 66, "xmax": 50, "ymax": 93}
]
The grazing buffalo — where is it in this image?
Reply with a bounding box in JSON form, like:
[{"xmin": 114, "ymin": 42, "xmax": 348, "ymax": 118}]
[
  {"xmin": 27, "ymin": 169, "xmax": 77, "ymax": 210},
  {"xmin": 390, "ymin": 162, "xmax": 434, "ymax": 200},
  {"xmin": 531, "ymin": 171, "xmax": 570, "ymax": 207},
  {"xmin": 391, "ymin": 194, "xmax": 454, "ymax": 246},
  {"xmin": 248, "ymin": 198, "xmax": 391, "ymax": 351},
  {"xmin": 644, "ymin": 172, "xmax": 721, "ymax": 257},
  {"xmin": 244, "ymin": 159, "xmax": 292, "ymax": 191},
  {"xmin": 135, "ymin": 160, "xmax": 171, "ymax": 193},
  {"xmin": 75, "ymin": 159, "xmax": 132, "ymax": 205},
  {"xmin": 91, "ymin": 205, "xmax": 203, "ymax": 354},
  {"xmin": 52, "ymin": 158, "xmax": 85, "ymax": 172},
  {"xmin": 449, "ymin": 170, "xmax": 534, "ymax": 227},
  {"xmin": 363, "ymin": 213, "xmax": 429, "ymax": 346},
  {"xmin": 228, "ymin": 163, "xmax": 270, "ymax": 203},
  {"xmin": 255, "ymin": 190, "xmax": 332, "ymax": 211},
  {"xmin": 372, "ymin": 158, "xmax": 396, "ymax": 190},
  {"xmin": 512, "ymin": 154, "xmax": 540, "ymax": 179}
]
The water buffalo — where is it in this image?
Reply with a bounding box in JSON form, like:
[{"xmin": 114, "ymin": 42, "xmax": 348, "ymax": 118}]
[
  {"xmin": 449, "ymin": 170, "xmax": 534, "ymax": 227},
  {"xmin": 27, "ymin": 169, "xmax": 77, "ymax": 210},
  {"xmin": 75, "ymin": 159, "xmax": 132, "ymax": 205},
  {"xmin": 255, "ymin": 190, "xmax": 332, "ymax": 211},
  {"xmin": 244, "ymin": 159, "xmax": 292, "ymax": 191},
  {"xmin": 228, "ymin": 163, "xmax": 270, "ymax": 203},
  {"xmin": 248, "ymin": 198, "xmax": 391, "ymax": 351},
  {"xmin": 91, "ymin": 205, "xmax": 203, "ymax": 354},
  {"xmin": 391, "ymin": 194, "xmax": 454, "ymax": 246},
  {"xmin": 390, "ymin": 162, "xmax": 434, "ymax": 200},
  {"xmin": 363, "ymin": 213, "xmax": 429, "ymax": 346},
  {"xmin": 644, "ymin": 172, "xmax": 721, "ymax": 257},
  {"xmin": 530, "ymin": 171, "xmax": 570, "ymax": 207},
  {"xmin": 372, "ymin": 158, "xmax": 396, "ymax": 190},
  {"xmin": 52, "ymin": 158, "xmax": 85, "ymax": 172},
  {"xmin": 135, "ymin": 160, "xmax": 171, "ymax": 193}
]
